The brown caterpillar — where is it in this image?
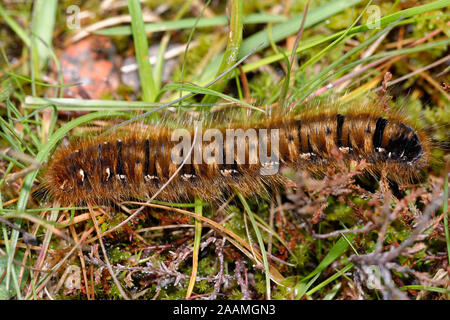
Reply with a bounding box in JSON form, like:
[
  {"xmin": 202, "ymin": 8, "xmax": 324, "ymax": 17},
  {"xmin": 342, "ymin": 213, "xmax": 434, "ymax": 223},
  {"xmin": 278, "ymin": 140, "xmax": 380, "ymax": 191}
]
[{"xmin": 42, "ymin": 104, "xmax": 430, "ymax": 205}]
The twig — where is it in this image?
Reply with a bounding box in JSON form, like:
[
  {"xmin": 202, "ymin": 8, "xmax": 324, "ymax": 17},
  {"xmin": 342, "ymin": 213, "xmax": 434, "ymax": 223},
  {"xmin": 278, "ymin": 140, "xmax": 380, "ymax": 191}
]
[
  {"xmin": 235, "ymin": 255, "xmax": 251, "ymax": 300},
  {"xmin": 69, "ymin": 224, "xmax": 91, "ymax": 299},
  {"xmin": 350, "ymin": 195, "xmax": 444, "ymax": 300},
  {"xmin": 0, "ymin": 216, "xmax": 38, "ymax": 245},
  {"xmin": 70, "ymin": 14, "xmax": 160, "ymax": 43},
  {"xmin": 1, "ymin": 148, "xmax": 42, "ymax": 184},
  {"xmin": 313, "ymin": 222, "xmax": 375, "ymax": 239},
  {"xmin": 87, "ymin": 204, "xmax": 130, "ymax": 300},
  {"xmin": 381, "ymin": 196, "xmax": 443, "ymax": 262},
  {"xmin": 210, "ymin": 237, "xmax": 226, "ymax": 300},
  {"xmin": 310, "ymin": 24, "xmax": 448, "ymax": 98},
  {"xmin": 373, "ymin": 54, "xmax": 450, "ymax": 94},
  {"xmin": 288, "ymin": 0, "xmax": 309, "ymax": 74},
  {"xmin": 335, "ymin": 28, "xmax": 390, "ymax": 93},
  {"xmin": 0, "ymin": 247, "xmax": 50, "ymax": 272}
]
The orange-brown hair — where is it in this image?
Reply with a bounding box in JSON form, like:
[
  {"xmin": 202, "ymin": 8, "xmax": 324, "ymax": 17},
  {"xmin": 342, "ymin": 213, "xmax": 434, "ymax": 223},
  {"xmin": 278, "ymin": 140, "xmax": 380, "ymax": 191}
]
[{"xmin": 42, "ymin": 101, "xmax": 431, "ymax": 205}]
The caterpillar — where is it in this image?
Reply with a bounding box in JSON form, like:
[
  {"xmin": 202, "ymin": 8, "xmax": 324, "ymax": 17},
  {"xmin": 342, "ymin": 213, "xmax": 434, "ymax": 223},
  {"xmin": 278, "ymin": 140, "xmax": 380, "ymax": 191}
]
[{"xmin": 42, "ymin": 102, "xmax": 430, "ymax": 206}]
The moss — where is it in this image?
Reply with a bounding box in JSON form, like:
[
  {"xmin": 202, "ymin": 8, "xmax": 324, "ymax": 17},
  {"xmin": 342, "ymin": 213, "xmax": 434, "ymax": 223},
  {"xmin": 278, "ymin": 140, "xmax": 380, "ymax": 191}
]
[
  {"xmin": 198, "ymin": 256, "xmax": 216, "ymax": 276},
  {"xmin": 253, "ymin": 272, "xmax": 266, "ymax": 297},
  {"xmin": 194, "ymin": 280, "xmax": 211, "ymax": 294},
  {"xmin": 229, "ymin": 288, "xmax": 243, "ymax": 300},
  {"xmin": 108, "ymin": 246, "xmax": 132, "ymax": 263},
  {"xmin": 223, "ymin": 206, "xmax": 247, "ymax": 239},
  {"xmin": 160, "ymin": 284, "xmax": 188, "ymax": 300},
  {"xmin": 324, "ymin": 197, "xmax": 354, "ymax": 222},
  {"xmin": 288, "ymin": 242, "xmax": 310, "ymax": 268}
]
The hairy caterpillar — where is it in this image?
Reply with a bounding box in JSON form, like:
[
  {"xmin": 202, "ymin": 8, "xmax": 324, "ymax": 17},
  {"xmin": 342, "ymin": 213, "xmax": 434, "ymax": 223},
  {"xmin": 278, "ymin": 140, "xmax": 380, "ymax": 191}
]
[{"xmin": 42, "ymin": 102, "xmax": 430, "ymax": 205}]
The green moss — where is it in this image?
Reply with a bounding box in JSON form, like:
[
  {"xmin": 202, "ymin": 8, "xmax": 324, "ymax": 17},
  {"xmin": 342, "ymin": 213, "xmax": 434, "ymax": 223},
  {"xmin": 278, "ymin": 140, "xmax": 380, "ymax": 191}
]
[
  {"xmin": 172, "ymin": 34, "xmax": 217, "ymax": 80},
  {"xmin": 386, "ymin": 224, "xmax": 411, "ymax": 244},
  {"xmin": 108, "ymin": 282, "xmax": 127, "ymax": 300},
  {"xmin": 194, "ymin": 280, "xmax": 211, "ymax": 293},
  {"xmin": 223, "ymin": 206, "xmax": 247, "ymax": 238},
  {"xmin": 229, "ymin": 288, "xmax": 243, "ymax": 300},
  {"xmin": 253, "ymin": 272, "xmax": 266, "ymax": 297},
  {"xmin": 324, "ymin": 197, "xmax": 354, "ymax": 222},
  {"xmin": 160, "ymin": 284, "xmax": 188, "ymax": 300},
  {"xmin": 288, "ymin": 242, "xmax": 310, "ymax": 268},
  {"xmin": 108, "ymin": 246, "xmax": 132, "ymax": 263},
  {"xmin": 198, "ymin": 256, "xmax": 215, "ymax": 276},
  {"xmin": 326, "ymin": 7, "xmax": 358, "ymax": 30},
  {"xmin": 271, "ymin": 277, "xmax": 296, "ymax": 300}
]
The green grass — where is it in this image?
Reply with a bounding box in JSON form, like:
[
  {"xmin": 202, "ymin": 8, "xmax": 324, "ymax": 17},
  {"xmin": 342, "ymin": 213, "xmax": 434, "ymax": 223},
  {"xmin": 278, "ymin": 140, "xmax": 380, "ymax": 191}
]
[
  {"xmin": 238, "ymin": 192, "xmax": 272, "ymax": 299},
  {"xmin": 127, "ymin": 0, "xmax": 157, "ymax": 102},
  {"xmin": 201, "ymin": 0, "xmax": 242, "ymax": 106}
]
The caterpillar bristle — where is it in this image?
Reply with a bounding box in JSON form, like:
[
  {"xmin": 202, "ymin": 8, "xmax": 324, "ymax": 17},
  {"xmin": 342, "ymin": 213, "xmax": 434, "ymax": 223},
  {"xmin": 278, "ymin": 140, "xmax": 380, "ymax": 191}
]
[{"xmin": 42, "ymin": 100, "xmax": 431, "ymax": 206}]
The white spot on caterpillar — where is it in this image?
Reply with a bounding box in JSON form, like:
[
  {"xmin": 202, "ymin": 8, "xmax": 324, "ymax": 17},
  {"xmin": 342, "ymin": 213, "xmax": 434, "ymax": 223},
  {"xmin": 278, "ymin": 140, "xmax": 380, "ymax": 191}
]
[
  {"xmin": 181, "ymin": 174, "xmax": 195, "ymax": 180},
  {"xmin": 105, "ymin": 168, "xmax": 111, "ymax": 181},
  {"xmin": 375, "ymin": 147, "xmax": 385, "ymax": 153},
  {"xmin": 145, "ymin": 175, "xmax": 158, "ymax": 181},
  {"xmin": 339, "ymin": 147, "xmax": 351, "ymax": 153},
  {"xmin": 262, "ymin": 161, "xmax": 279, "ymax": 168},
  {"xmin": 220, "ymin": 169, "xmax": 238, "ymax": 177},
  {"xmin": 388, "ymin": 152, "xmax": 392, "ymax": 158},
  {"xmin": 117, "ymin": 174, "xmax": 126, "ymax": 180},
  {"xmin": 300, "ymin": 152, "xmax": 315, "ymax": 159},
  {"xmin": 78, "ymin": 169, "xmax": 85, "ymax": 181}
]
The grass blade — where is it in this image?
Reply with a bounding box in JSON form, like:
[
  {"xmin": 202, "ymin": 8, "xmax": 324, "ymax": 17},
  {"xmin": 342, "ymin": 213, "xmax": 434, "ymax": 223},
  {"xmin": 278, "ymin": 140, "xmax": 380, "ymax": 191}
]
[
  {"xmin": 0, "ymin": 4, "xmax": 30, "ymax": 47},
  {"xmin": 295, "ymin": 234, "xmax": 355, "ymax": 299},
  {"xmin": 31, "ymin": 0, "xmax": 57, "ymax": 71},
  {"xmin": 186, "ymin": 196, "xmax": 203, "ymax": 298},
  {"xmin": 237, "ymin": 192, "xmax": 272, "ymax": 299},
  {"xmin": 95, "ymin": 13, "xmax": 289, "ymax": 36},
  {"xmin": 201, "ymin": 0, "xmax": 243, "ymax": 106},
  {"xmin": 199, "ymin": 0, "xmax": 364, "ymax": 84},
  {"xmin": 242, "ymin": 0, "xmax": 450, "ymax": 74},
  {"xmin": 305, "ymin": 263, "xmax": 354, "ymax": 297},
  {"xmin": 127, "ymin": 0, "xmax": 157, "ymax": 102},
  {"xmin": 6, "ymin": 111, "xmax": 126, "ymax": 296}
]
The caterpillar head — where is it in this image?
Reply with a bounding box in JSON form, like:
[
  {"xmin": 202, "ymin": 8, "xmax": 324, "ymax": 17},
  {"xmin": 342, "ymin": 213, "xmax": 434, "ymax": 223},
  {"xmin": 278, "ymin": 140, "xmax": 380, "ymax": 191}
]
[{"xmin": 381, "ymin": 121, "xmax": 428, "ymax": 170}]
